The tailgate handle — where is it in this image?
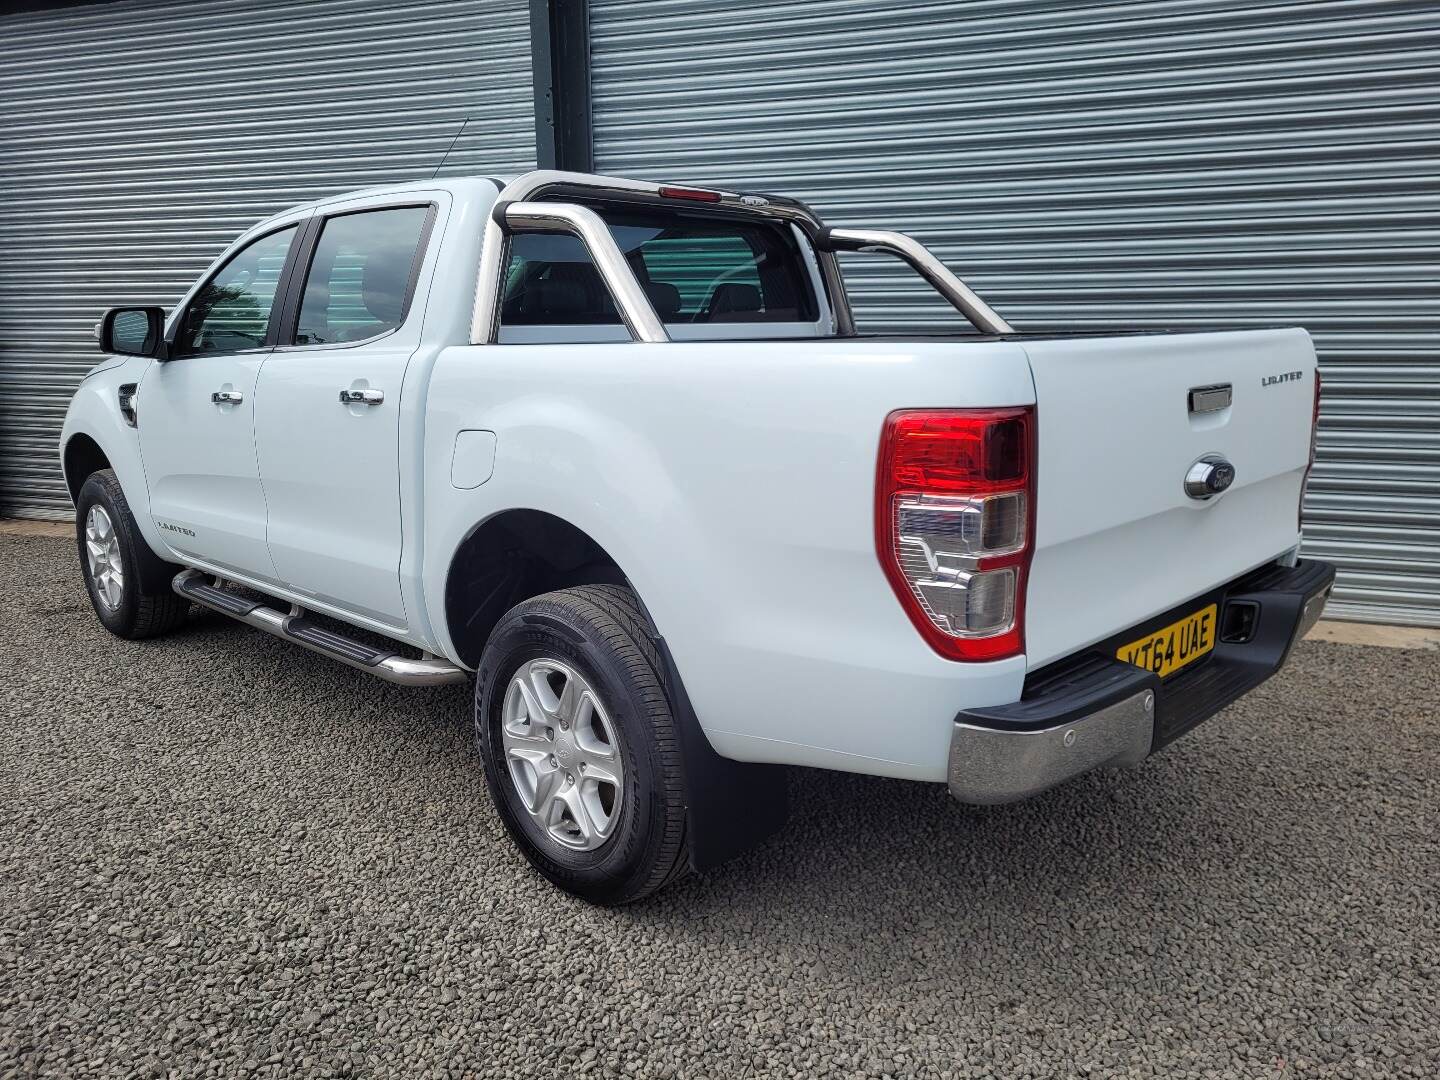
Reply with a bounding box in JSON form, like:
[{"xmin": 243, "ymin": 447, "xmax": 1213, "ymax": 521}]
[{"xmin": 1189, "ymin": 384, "xmax": 1232, "ymax": 414}]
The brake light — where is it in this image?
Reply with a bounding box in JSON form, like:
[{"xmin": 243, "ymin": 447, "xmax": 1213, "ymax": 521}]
[
  {"xmin": 1300, "ymin": 369, "xmax": 1322, "ymax": 532},
  {"xmin": 658, "ymin": 185, "xmax": 722, "ymax": 203},
  {"xmin": 876, "ymin": 408, "xmax": 1035, "ymax": 661}
]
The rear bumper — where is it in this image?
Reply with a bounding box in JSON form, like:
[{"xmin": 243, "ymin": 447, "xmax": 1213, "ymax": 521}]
[{"xmin": 947, "ymin": 558, "xmax": 1335, "ymax": 804}]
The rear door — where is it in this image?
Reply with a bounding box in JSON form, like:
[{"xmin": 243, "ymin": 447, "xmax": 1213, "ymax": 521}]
[
  {"xmin": 138, "ymin": 222, "xmax": 303, "ymax": 582},
  {"xmin": 1021, "ymin": 328, "xmax": 1318, "ymax": 668},
  {"xmin": 253, "ymin": 198, "xmax": 437, "ymax": 628}
]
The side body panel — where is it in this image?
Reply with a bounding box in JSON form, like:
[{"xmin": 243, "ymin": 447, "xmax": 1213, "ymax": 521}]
[
  {"xmin": 422, "ymin": 339, "xmax": 1037, "ymax": 781},
  {"xmin": 254, "ymin": 192, "xmax": 455, "ymax": 629},
  {"xmin": 125, "ymin": 206, "xmax": 314, "ymax": 585},
  {"xmin": 137, "ymin": 350, "xmax": 278, "ymax": 582},
  {"xmin": 60, "ymin": 179, "xmax": 497, "ymax": 653},
  {"xmin": 59, "ymin": 356, "xmax": 167, "ymax": 556}
]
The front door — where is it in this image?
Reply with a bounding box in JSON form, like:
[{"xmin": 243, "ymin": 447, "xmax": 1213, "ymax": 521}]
[
  {"xmin": 253, "ymin": 201, "xmax": 436, "ymax": 628},
  {"xmin": 137, "ymin": 223, "xmax": 301, "ymax": 582}
]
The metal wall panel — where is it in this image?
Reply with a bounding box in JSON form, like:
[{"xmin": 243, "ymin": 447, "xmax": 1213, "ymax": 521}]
[
  {"xmin": 590, "ymin": 0, "xmax": 1440, "ymax": 626},
  {"xmin": 0, "ymin": 0, "xmax": 535, "ymax": 519}
]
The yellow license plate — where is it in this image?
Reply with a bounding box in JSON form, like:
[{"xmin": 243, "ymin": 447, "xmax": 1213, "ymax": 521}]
[{"xmin": 1117, "ymin": 603, "xmax": 1218, "ymax": 679}]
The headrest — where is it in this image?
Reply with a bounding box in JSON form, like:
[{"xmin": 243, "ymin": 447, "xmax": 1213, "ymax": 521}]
[
  {"xmin": 708, "ymin": 282, "xmax": 763, "ymax": 320},
  {"xmin": 645, "ymin": 281, "xmax": 682, "ymax": 320},
  {"xmin": 362, "ymin": 254, "xmax": 408, "ymax": 325},
  {"xmin": 519, "ymin": 278, "xmax": 589, "ymax": 321}
]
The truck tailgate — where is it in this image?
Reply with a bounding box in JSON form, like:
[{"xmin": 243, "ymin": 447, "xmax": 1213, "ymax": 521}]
[{"xmin": 1022, "ymin": 328, "xmax": 1317, "ymax": 668}]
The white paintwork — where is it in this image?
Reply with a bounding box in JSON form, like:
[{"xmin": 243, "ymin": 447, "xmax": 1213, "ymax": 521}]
[
  {"xmin": 254, "ymin": 188, "xmax": 453, "ymax": 628},
  {"xmin": 422, "ymin": 338, "xmax": 1036, "ymax": 779},
  {"xmin": 137, "ymin": 350, "xmax": 283, "ymax": 584},
  {"xmin": 61, "ymin": 173, "xmax": 1319, "ymax": 784},
  {"xmin": 1023, "ymin": 329, "xmax": 1315, "ymax": 667},
  {"xmin": 450, "ymin": 430, "xmax": 497, "ymax": 489}
]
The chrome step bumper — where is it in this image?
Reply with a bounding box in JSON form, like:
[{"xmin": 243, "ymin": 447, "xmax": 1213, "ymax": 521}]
[
  {"xmin": 948, "ymin": 558, "xmax": 1336, "ymax": 805},
  {"xmin": 173, "ymin": 570, "xmax": 468, "ymax": 687}
]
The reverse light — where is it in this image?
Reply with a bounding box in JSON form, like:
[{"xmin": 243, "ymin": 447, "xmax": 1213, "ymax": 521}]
[{"xmin": 877, "ymin": 409, "xmax": 1036, "ymax": 661}]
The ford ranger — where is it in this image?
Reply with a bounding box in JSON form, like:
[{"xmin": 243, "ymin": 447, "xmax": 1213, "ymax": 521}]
[{"xmin": 61, "ymin": 170, "xmax": 1333, "ymax": 903}]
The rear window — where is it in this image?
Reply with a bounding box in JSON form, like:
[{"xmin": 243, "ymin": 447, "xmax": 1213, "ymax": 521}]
[{"xmin": 500, "ymin": 204, "xmax": 818, "ymax": 327}]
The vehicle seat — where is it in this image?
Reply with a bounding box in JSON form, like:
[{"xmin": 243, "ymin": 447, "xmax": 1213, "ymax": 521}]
[
  {"xmin": 644, "ymin": 281, "xmax": 681, "ymax": 321},
  {"xmin": 510, "ymin": 277, "xmax": 591, "ymax": 323},
  {"xmin": 704, "ymin": 282, "xmax": 763, "ymax": 321},
  {"xmin": 326, "ymin": 253, "xmax": 411, "ymax": 342}
]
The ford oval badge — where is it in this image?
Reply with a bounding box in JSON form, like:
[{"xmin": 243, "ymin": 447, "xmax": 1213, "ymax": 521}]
[{"xmin": 1185, "ymin": 456, "xmax": 1236, "ymax": 500}]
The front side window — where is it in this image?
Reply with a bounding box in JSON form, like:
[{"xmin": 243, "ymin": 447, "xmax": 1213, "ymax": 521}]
[
  {"xmin": 501, "ymin": 205, "xmax": 818, "ymax": 327},
  {"xmin": 176, "ymin": 225, "xmax": 296, "ymax": 355},
  {"xmin": 294, "ymin": 206, "xmax": 430, "ymax": 345}
]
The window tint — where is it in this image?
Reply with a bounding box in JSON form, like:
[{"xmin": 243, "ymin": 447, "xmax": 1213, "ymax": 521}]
[
  {"xmin": 501, "ymin": 205, "xmax": 817, "ymax": 327},
  {"xmin": 295, "ymin": 206, "xmax": 430, "ymax": 345},
  {"xmin": 176, "ymin": 226, "xmax": 296, "ymax": 355}
]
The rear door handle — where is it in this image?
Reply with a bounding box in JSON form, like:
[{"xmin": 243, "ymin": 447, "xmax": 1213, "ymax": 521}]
[
  {"xmin": 211, "ymin": 389, "xmax": 244, "ymax": 404},
  {"xmin": 339, "ymin": 388, "xmax": 384, "ymax": 406}
]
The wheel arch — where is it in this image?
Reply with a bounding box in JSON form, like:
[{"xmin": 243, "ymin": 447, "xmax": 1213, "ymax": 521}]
[
  {"xmin": 62, "ymin": 431, "xmax": 112, "ymax": 502},
  {"xmin": 443, "ymin": 508, "xmax": 629, "ymax": 671},
  {"xmin": 444, "ymin": 507, "xmax": 789, "ymax": 872}
]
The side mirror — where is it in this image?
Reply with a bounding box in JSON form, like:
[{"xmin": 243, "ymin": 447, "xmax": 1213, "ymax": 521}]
[{"xmin": 98, "ymin": 306, "xmax": 169, "ymax": 359}]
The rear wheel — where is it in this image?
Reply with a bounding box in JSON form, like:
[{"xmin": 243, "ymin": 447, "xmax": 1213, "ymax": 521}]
[
  {"xmin": 75, "ymin": 469, "xmax": 188, "ymax": 639},
  {"xmin": 474, "ymin": 585, "xmax": 690, "ymax": 905}
]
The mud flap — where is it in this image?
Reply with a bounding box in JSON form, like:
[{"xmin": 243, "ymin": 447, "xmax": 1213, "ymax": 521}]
[{"xmin": 649, "ymin": 634, "xmax": 789, "ymax": 873}]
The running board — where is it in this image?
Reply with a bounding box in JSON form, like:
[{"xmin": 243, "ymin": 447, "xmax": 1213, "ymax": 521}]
[{"xmin": 173, "ymin": 569, "xmax": 468, "ymax": 687}]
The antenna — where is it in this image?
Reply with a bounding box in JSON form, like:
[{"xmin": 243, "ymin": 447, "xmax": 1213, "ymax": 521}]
[{"xmin": 431, "ymin": 117, "xmax": 470, "ymax": 179}]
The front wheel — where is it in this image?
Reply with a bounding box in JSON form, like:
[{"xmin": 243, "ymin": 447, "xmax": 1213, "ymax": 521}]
[
  {"xmin": 474, "ymin": 585, "xmax": 690, "ymax": 905},
  {"xmin": 75, "ymin": 469, "xmax": 188, "ymax": 639}
]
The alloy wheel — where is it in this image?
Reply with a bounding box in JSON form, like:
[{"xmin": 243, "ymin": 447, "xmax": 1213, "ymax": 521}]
[
  {"xmin": 84, "ymin": 505, "xmax": 124, "ymax": 611},
  {"xmin": 501, "ymin": 658, "xmax": 624, "ymax": 851}
]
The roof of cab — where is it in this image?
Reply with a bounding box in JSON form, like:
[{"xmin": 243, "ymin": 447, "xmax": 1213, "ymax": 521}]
[{"xmin": 257, "ymin": 174, "xmax": 512, "ymax": 228}]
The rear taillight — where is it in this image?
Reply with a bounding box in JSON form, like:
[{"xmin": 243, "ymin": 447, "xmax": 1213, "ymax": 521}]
[
  {"xmin": 1300, "ymin": 370, "xmax": 1322, "ymax": 532},
  {"xmin": 876, "ymin": 408, "xmax": 1036, "ymax": 661}
]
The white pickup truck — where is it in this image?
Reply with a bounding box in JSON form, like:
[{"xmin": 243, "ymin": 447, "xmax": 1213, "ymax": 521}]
[{"xmin": 62, "ymin": 170, "xmax": 1333, "ymax": 903}]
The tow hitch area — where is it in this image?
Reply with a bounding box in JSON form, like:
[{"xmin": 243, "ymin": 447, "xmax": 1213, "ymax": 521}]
[{"xmin": 948, "ymin": 558, "xmax": 1335, "ymax": 805}]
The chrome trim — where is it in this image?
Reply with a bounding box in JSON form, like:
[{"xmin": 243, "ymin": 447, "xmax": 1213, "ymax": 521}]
[
  {"xmin": 1185, "ymin": 454, "xmax": 1237, "ymax": 500},
  {"xmin": 500, "ymin": 201, "xmax": 668, "ymax": 343},
  {"xmin": 822, "ymin": 228, "xmax": 1014, "ymax": 335},
  {"xmin": 338, "ymin": 387, "xmax": 385, "ymax": 406},
  {"xmin": 1296, "ymin": 583, "xmax": 1331, "ymax": 641},
  {"xmin": 468, "ymin": 171, "xmax": 1011, "ymax": 342},
  {"xmin": 1189, "ymin": 383, "xmax": 1233, "ymax": 414},
  {"xmin": 211, "ymin": 389, "xmax": 244, "ymax": 405},
  {"xmin": 173, "ymin": 569, "xmax": 467, "ymax": 687},
  {"xmin": 470, "ymin": 169, "xmax": 856, "ymax": 343},
  {"xmin": 948, "ymin": 689, "xmax": 1154, "ymax": 805}
]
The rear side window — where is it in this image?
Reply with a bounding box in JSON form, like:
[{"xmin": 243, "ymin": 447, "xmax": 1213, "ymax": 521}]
[
  {"xmin": 501, "ymin": 205, "xmax": 818, "ymax": 327},
  {"xmin": 294, "ymin": 206, "xmax": 430, "ymax": 345}
]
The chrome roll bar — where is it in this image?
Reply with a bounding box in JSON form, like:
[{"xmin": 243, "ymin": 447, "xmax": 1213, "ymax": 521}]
[
  {"xmin": 821, "ymin": 228, "xmax": 1014, "ymax": 335},
  {"xmin": 471, "ymin": 169, "xmax": 855, "ymax": 344},
  {"xmin": 469, "ymin": 169, "xmax": 1012, "ymax": 343},
  {"xmin": 482, "ymin": 201, "xmax": 669, "ymax": 343}
]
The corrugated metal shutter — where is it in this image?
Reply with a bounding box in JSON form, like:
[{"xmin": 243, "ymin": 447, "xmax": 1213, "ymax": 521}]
[
  {"xmin": 589, "ymin": 0, "xmax": 1440, "ymax": 627},
  {"xmin": 0, "ymin": 0, "xmax": 535, "ymax": 519}
]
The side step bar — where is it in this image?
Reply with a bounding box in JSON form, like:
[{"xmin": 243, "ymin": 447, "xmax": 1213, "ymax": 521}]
[{"xmin": 173, "ymin": 569, "xmax": 468, "ymax": 687}]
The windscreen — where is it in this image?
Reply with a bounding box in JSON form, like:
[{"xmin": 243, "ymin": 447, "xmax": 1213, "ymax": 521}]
[{"xmin": 500, "ymin": 204, "xmax": 819, "ymax": 327}]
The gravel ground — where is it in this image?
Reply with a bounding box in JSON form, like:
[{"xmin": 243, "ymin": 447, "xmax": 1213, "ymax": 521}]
[{"xmin": 2, "ymin": 533, "xmax": 1436, "ymax": 1079}]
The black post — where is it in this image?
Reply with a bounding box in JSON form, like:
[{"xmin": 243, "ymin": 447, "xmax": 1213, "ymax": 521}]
[{"xmin": 530, "ymin": 0, "xmax": 593, "ymax": 172}]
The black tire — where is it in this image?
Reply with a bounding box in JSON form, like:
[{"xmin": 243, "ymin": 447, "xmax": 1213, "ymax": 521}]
[
  {"xmin": 475, "ymin": 585, "xmax": 690, "ymax": 905},
  {"xmin": 74, "ymin": 469, "xmax": 188, "ymax": 640}
]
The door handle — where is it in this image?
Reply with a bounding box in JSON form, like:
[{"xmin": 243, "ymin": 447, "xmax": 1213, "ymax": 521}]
[
  {"xmin": 211, "ymin": 389, "xmax": 244, "ymax": 405},
  {"xmin": 339, "ymin": 388, "xmax": 384, "ymax": 406}
]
